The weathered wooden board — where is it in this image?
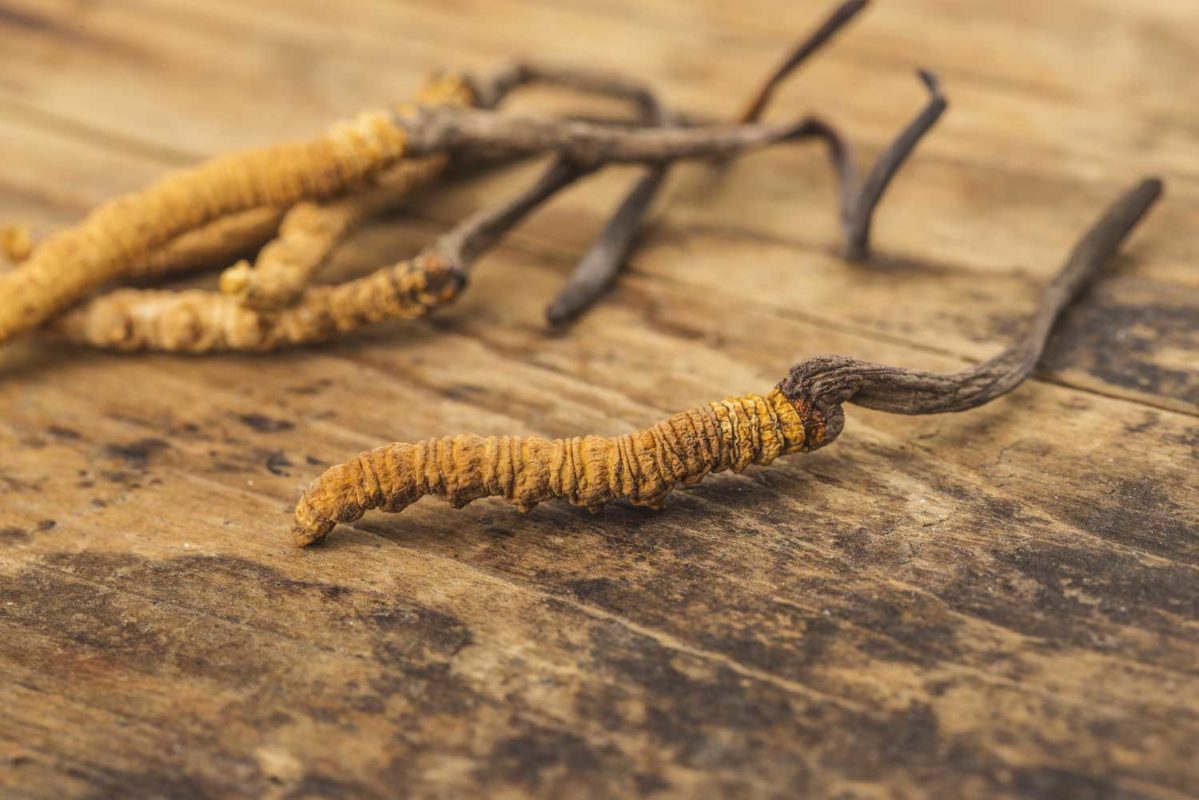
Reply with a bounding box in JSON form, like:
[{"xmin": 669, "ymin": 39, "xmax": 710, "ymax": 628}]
[{"xmin": 0, "ymin": 1, "xmax": 1196, "ymax": 798}]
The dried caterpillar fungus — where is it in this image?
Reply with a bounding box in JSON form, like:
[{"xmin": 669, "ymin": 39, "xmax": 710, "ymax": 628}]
[
  {"xmin": 217, "ymin": 154, "xmax": 449, "ymax": 309},
  {"xmin": 132, "ymin": 206, "xmax": 287, "ymax": 281},
  {"xmin": 4, "ymin": 209, "xmax": 285, "ymax": 282},
  {"xmin": 293, "ymin": 388, "xmax": 828, "ymax": 545},
  {"xmin": 216, "ymin": 74, "xmax": 475, "ymax": 309},
  {"xmin": 4, "ymin": 5, "xmax": 932, "ymax": 345},
  {"xmin": 50, "ymin": 153, "xmax": 590, "ymax": 352},
  {"xmin": 0, "ymin": 104, "xmax": 415, "ymax": 342},
  {"xmin": 291, "ymin": 178, "xmax": 1162, "ymax": 546},
  {"xmin": 7, "ymin": 48, "xmax": 880, "ymax": 344},
  {"xmin": 53, "ymin": 253, "xmax": 463, "ymax": 352}
]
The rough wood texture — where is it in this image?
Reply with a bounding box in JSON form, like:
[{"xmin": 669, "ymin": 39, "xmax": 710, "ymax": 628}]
[{"xmin": 0, "ymin": 1, "xmax": 1196, "ymax": 798}]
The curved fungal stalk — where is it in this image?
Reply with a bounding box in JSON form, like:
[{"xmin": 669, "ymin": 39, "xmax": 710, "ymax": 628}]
[
  {"xmin": 292, "ymin": 178, "xmax": 1162, "ymax": 546},
  {"xmin": 737, "ymin": 0, "xmax": 870, "ymax": 125},
  {"xmin": 468, "ymin": 60, "xmax": 673, "ymax": 325},
  {"xmin": 840, "ymin": 70, "xmax": 947, "ymax": 260},
  {"xmin": 735, "ymin": 3, "xmax": 947, "ymax": 264},
  {"xmin": 741, "ymin": 67, "xmax": 946, "ymax": 263},
  {"xmin": 781, "ymin": 178, "xmax": 1164, "ymax": 422},
  {"xmin": 544, "ymin": 0, "xmax": 936, "ymax": 323}
]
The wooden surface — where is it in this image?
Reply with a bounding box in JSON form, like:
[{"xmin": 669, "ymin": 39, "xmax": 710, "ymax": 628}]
[{"xmin": 1, "ymin": 0, "xmax": 1196, "ymax": 797}]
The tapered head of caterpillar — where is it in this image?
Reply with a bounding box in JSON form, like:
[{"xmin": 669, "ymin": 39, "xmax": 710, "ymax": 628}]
[
  {"xmin": 409, "ymin": 253, "xmax": 468, "ymax": 311},
  {"xmin": 416, "ymin": 71, "xmax": 478, "ymax": 108},
  {"xmin": 776, "ymin": 379, "xmax": 843, "ymax": 451}
]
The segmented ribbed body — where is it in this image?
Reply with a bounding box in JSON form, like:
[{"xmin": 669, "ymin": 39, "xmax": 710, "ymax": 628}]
[
  {"xmin": 0, "ymin": 109, "xmax": 413, "ymax": 343},
  {"xmin": 218, "ymin": 74, "xmax": 474, "ymax": 310},
  {"xmin": 54, "ymin": 254, "xmax": 463, "ymax": 352},
  {"xmin": 218, "ymin": 155, "xmax": 448, "ymax": 309},
  {"xmin": 135, "ymin": 207, "xmax": 288, "ymax": 281},
  {"xmin": 293, "ymin": 387, "xmax": 827, "ymax": 545}
]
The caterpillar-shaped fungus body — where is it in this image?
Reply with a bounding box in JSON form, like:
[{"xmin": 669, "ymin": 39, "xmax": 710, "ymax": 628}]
[
  {"xmin": 293, "ymin": 387, "xmax": 830, "ymax": 545},
  {"xmin": 55, "ymin": 254, "xmax": 464, "ymax": 352},
  {"xmin": 0, "ymin": 72, "xmax": 476, "ymax": 344}
]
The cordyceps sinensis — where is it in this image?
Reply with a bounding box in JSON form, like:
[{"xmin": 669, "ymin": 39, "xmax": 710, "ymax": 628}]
[
  {"xmin": 51, "ymin": 160, "xmax": 587, "ymax": 352},
  {"xmin": 291, "ymin": 178, "xmax": 1162, "ymax": 546},
  {"xmin": 47, "ymin": 65, "xmax": 680, "ymax": 351},
  {"xmin": 50, "ymin": 74, "xmax": 945, "ymax": 352},
  {"xmin": 210, "ymin": 65, "xmax": 665, "ymax": 312},
  {"xmin": 12, "ymin": 0, "xmax": 942, "ymax": 349},
  {"xmin": 2, "ymin": 52, "xmax": 867, "ymax": 344},
  {"xmin": 0, "ymin": 72, "xmax": 476, "ymax": 343}
]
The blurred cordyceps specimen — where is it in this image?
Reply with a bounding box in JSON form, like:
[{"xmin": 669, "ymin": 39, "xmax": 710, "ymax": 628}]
[{"xmin": 6, "ymin": 0, "xmax": 943, "ymax": 351}]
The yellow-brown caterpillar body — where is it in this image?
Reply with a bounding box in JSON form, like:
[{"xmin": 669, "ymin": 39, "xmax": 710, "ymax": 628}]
[
  {"xmin": 134, "ymin": 206, "xmax": 287, "ymax": 281},
  {"xmin": 0, "ymin": 73, "xmax": 476, "ymax": 344},
  {"xmin": 216, "ymin": 74, "xmax": 472, "ymax": 310},
  {"xmin": 0, "ymin": 108, "xmax": 413, "ymax": 342},
  {"xmin": 293, "ymin": 387, "xmax": 830, "ymax": 545},
  {"xmin": 53, "ymin": 254, "xmax": 464, "ymax": 352}
]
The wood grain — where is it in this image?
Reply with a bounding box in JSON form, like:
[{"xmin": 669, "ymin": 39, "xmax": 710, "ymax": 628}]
[{"xmin": 0, "ymin": 1, "xmax": 1196, "ymax": 797}]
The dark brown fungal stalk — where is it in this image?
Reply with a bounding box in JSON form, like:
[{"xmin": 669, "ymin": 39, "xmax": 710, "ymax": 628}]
[
  {"xmin": 467, "ymin": 60, "xmax": 674, "ymax": 326},
  {"xmin": 544, "ymin": 0, "xmax": 936, "ymax": 324},
  {"xmin": 292, "ymin": 178, "xmax": 1162, "ymax": 545},
  {"xmin": 738, "ymin": 0, "xmax": 871, "ymax": 125},
  {"xmin": 425, "ymin": 158, "xmax": 595, "ymax": 277},
  {"xmin": 780, "ymin": 178, "xmax": 1165, "ymax": 431},
  {"xmin": 839, "ymin": 70, "xmax": 947, "ymax": 260},
  {"xmin": 734, "ymin": 3, "xmax": 948, "ymax": 263},
  {"xmin": 392, "ymin": 105, "xmax": 825, "ymax": 166},
  {"xmin": 540, "ymin": 68, "xmax": 944, "ymax": 322},
  {"xmin": 741, "ymin": 67, "xmax": 946, "ymax": 262},
  {"xmin": 543, "ymin": 166, "xmax": 669, "ymax": 325}
]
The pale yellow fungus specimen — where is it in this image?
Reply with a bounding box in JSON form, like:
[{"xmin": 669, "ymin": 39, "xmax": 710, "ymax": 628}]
[
  {"xmin": 51, "ymin": 148, "xmax": 600, "ymax": 352},
  {"xmin": 134, "ymin": 206, "xmax": 286, "ymax": 281}
]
